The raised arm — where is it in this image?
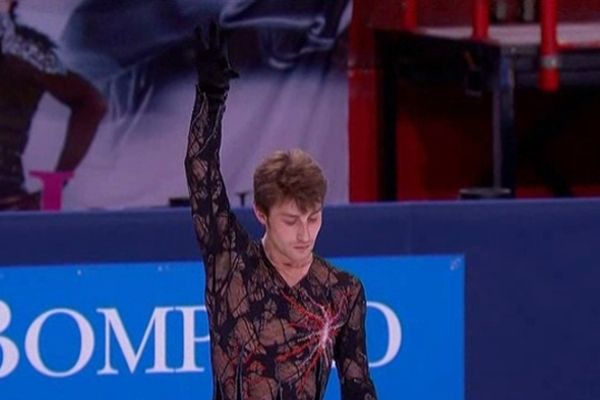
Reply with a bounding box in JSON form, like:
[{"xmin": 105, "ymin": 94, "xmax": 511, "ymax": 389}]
[
  {"xmin": 334, "ymin": 282, "xmax": 378, "ymax": 399},
  {"xmin": 184, "ymin": 23, "xmax": 248, "ymax": 295}
]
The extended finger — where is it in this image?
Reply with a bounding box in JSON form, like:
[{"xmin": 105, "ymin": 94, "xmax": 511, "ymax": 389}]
[
  {"xmin": 219, "ymin": 29, "xmax": 229, "ymax": 54},
  {"xmin": 209, "ymin": 20, "xmax": 219, "ymax": 50},
  {"xmin": 194, "ymin": 26, "xmax": 208, "ymax": 50}
]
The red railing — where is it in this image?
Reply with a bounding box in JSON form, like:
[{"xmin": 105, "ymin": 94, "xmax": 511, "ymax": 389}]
[
  {"xmin": 473, "ymin": 0, "xmax": 490, "ymax": 40},
  {"xmin": 540, "ymin": 0, "xmax": 560, "ymax": 91},
  {"xmin": 401, "ymin": 0, "xmax": 419, "ymax": 30},
  {"xmin": 398, "ymin": 0, "xmax": 561, "ymax": 92}
]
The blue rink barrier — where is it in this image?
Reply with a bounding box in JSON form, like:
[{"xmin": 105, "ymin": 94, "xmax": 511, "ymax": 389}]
[
  {"xmin": 0, "ymin": 257, "xmax": 463, "ymax": 400},
  {"xmin": 2, "ymin": 198, "xmax": 600, "ymax": 400}
]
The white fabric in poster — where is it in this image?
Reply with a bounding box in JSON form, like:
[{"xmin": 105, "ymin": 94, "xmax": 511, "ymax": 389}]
[{"xmin": 10, "ymin": 0, "xmax": 350, "ymax": 210}]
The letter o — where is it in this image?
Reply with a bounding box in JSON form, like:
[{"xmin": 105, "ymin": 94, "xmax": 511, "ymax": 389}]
[
  {"xmin": 367, "ymin": 301, "xmax": 402, "ymax": 368},
  {"xmin": 25, "ymin": 308, "xmax": 95, "ymax": 377}
]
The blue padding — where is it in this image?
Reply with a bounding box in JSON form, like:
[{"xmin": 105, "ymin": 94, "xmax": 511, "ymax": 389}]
[{"xmin": 2, "ymin": 198, "xmax": 600, "ymax": 400}]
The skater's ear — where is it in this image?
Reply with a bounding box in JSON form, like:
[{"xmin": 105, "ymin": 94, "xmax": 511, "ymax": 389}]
[{"xmin": 253, "ymin": 203, "xmax": 268, "ymax": 226}]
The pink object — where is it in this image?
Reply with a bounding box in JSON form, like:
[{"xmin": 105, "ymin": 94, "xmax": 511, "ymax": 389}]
[{"xmin": 29, "ymin": 170, "xmax": 74, "ymax": 211}]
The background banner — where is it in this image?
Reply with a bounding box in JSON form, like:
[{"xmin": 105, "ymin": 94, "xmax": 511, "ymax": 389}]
[
  {"xmin": 0, "ymin": 256, "xmax": 465, "ymax": 399},
  {"xmin": 1, "ymin": 0, "xmax": 351, "ymax": 210}
]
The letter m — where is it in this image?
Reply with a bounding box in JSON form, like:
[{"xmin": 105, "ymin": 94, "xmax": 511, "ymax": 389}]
[{"xmin": 97, "ymin": 307, "xmax": 174, "ymax": 375}]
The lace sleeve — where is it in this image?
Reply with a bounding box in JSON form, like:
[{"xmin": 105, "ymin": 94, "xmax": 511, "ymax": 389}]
[
  {"xmin": 185, "ymin": 86, "xmax": 251, "ymax": 296},
  {"xmin": 334, "ymin": 282, "xmax": 378, "ymax": 399}
]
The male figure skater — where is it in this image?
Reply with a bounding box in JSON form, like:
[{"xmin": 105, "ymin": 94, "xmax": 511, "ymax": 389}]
[{"xmin": 185, "ymin": 23, "xmax": 377, "ymax": 399}]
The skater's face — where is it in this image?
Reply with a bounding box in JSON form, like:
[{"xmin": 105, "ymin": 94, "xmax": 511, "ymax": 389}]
[{"xmin": 255, "ymin": 199, "xmax": 322, "ymax": 266}]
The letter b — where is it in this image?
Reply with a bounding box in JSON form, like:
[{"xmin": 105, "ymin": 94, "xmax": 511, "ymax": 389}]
[{"xmin": 0, "ymin": 301, "xmax": 19, "ymax": 378}]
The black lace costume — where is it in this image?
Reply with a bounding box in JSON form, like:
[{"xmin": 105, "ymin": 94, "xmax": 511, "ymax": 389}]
[{"xmin": 185, "ymin": 87, "xmax": 377, "ymax": 400}]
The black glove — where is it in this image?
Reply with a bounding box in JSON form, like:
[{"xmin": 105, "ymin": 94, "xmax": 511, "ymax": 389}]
[{"xmin": 194, "ymin": 21, "xmax": 239, "ymax": 98}]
